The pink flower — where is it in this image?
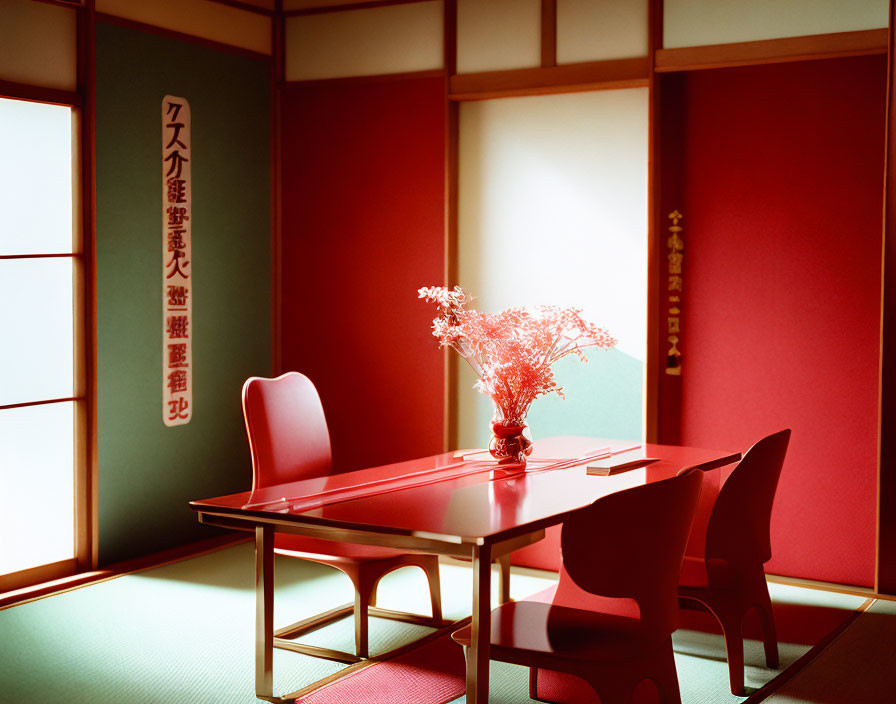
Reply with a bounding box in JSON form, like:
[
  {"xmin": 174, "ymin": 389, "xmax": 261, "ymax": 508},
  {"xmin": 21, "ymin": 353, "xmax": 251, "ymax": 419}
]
[
  {"xmin": 419, "ymin": 285, "xmax": 616, "ymax": 424},
  {"xmin": 418, "ymin": 285, "xmax": 467, "ymax": 310}
]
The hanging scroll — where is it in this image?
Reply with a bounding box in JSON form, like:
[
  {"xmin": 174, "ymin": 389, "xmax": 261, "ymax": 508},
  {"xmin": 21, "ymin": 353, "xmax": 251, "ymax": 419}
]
[
  {"xmin": 162, "ymin": 95, "xmax": 192, "ymax": 426},
  {"xmin": 666, "ymin": 210, "xmax": 683, "ymax": 375}
]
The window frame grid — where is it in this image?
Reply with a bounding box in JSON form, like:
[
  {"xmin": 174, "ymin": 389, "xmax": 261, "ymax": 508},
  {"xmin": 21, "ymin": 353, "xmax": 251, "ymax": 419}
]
[{"xmin": 0, "ymin": 91, "xmax": 92, "ymax": 593}]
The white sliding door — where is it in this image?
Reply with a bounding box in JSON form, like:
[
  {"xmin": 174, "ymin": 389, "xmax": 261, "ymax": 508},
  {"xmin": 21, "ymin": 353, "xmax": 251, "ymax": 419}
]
[{"xmin": 457, "ymin": 88, "xmax": 648, "ymax": 449}]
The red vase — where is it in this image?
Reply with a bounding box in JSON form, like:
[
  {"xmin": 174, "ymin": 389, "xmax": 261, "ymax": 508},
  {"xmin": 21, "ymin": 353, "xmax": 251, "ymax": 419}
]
[{"xmin": 489, "ymin": 420, "xmax": 534, "ymax": 466}]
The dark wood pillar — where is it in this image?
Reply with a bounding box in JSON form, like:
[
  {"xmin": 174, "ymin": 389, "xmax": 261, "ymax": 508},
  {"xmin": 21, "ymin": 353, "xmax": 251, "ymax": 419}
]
[{"xmin": 878, "ymin": 0, "xmax": 896, "ymax": 594}]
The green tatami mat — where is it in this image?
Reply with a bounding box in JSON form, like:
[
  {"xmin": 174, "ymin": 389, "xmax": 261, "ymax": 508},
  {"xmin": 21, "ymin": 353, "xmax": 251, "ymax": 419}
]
[
  {"xmin": 0, "ymin": 543, "xmax": 864, "ymax": 704},
  {"xmin": 760, "ymin": 598, "xmax": 896, "ymax": 704},
  {"xmin": 0, "ymin": 543, "xmax": 554, "ymax": 703}
]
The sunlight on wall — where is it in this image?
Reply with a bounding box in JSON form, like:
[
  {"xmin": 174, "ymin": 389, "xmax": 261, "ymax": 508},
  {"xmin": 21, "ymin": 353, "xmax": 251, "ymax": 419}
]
[{"xmin": 457, "ymin": 88, "xmax": 648, "ymax": 449}]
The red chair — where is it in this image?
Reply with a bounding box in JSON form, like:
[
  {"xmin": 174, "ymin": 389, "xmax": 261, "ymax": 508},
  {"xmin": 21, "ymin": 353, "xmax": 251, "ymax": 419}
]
[
  {"xmin": 452, "ymin": 470, "xmax": 704, "ymax": 704},
  {"xmin": 242, "ymin": 372, "xmax": 443, "ymax": 660},
  {"xmin": 678, "ymin": 428, "xmax": 791, "ymax": 695}
]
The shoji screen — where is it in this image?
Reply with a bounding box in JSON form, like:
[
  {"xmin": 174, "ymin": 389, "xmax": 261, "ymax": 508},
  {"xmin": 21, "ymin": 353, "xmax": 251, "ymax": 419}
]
[
  {"xmin": 457, "ymin": 88, "xmax": 648, "ymax": 450},
  {"xmin": 664, "ymin": 0, "xmax": 887, "ymax": 47},
  {"xmin": 0, "ymin": 97, "xmax": 78, "ymax": 580}
]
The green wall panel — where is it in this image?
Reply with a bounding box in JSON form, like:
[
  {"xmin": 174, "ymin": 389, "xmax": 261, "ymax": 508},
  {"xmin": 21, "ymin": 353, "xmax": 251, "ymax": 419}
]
[{"xmin": 95, "ymin": 21, "xmax": 270, "ymax": 564}]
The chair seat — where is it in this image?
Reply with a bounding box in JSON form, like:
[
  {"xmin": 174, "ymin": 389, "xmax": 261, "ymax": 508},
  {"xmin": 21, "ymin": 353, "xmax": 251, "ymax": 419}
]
[
  {"xmin": 275, "ymin": 534, "xmax": 412, "ymax": 562},
  {"xmin": 679, "ymin": 555, "xmax": 735, "ymax": 589},
  {"xmin": 679, "ymin": 555, "xmax": 710, "ymax": 587},
  {"xmin": 452, "ymin": 600, "xmax": 665, "ymax": 664}
]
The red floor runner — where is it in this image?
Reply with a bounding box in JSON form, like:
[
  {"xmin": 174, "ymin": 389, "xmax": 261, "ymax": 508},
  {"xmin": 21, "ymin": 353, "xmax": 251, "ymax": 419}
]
[
  {"xmin": 293, "ymin": 588, "xmax": 859, "ymax": 704},
  {"xmin": 295, "ymin": 631, "xmax": 466, "ymax": 704}
]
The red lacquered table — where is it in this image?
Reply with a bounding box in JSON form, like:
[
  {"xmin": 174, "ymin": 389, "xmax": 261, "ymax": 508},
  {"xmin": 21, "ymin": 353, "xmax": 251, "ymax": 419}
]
[{"xmin": 189, "ymin": 436, "xmax": 739, "ymax": 703}]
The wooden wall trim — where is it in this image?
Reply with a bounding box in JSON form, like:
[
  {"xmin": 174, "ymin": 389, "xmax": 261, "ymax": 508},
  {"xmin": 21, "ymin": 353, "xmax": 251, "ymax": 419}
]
[
  {"xmin": 656, "ymin": 28, "xmax": 887, "ymax": 73},
  {"xmin": 0, "ymin": 396, "xmax": 81, "ymax": 412},
  {"xmin": 449, "ymin": 57, "xmax": 649, "ymax": 101},
  {"xmin": 445, "ymin": 100, "xmax": 458, "ymax": 452},
  {"xmin": 0, "ymin": 79, "xmax": 82, "ymax": 107},
  {"xmin": 282, "ymin": 68, "xmax": 445, "ymax": 90},
  {"xmin": 271, "ymin": 1, "xmax": 284, "ymax": 376},
  {"xmin": 283, "ymin": 0, "xmax": 427, "ymax": 18},
  {"xmin": 877, "ymin": 0, "xmax": 896, "ymax": 596},
  {"xmin": 0, "ymin": 558, "xmax": 79, "ymax": 595},
  {"xmin": 645, "ymin": 0, "xmax": 661, "ymax": 444},
  {"xmin": 77, "ymin": 0, "xmax": 98, "ymax": 572},
  {"xmin": 206, "ymin": 0, "xmax": 275, "ymax": 16},
  {"xmin": 444, "ymin": 0, "xmax": 456, "ymax": 77},
  {"xmin": 766, "ymin": 573, "xmax": 878, "ymax": 601},
  {"xmin": 0, "ymin": 535, "xmax": 247, "ymax": 610},
  {"xmin": 444, "ymin": 0, "xmax": 457, "ymax": 452},
  {"xmin": 541, "ymin": 0, "xmax": 557, "ymax": 68},
  {"xmin": 31, "ymin": 0, "xmax": 82, "ymax": 9},
  {"xmin": 94, "ymin": 12, "xmax": 272, "ymax": 61}
]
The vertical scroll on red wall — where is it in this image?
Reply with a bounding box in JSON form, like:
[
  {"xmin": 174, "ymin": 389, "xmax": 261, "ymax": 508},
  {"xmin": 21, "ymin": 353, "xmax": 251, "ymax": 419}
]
[
  {"xmin": 656, "ymin": 71, "xmax": 687, "ymax": 446},
  {"xmin": 280, "ymin": 75, "xmax": 447, "ymax": 473},
  {"xmin": 679, "ymin": 56, "xmax": 886, "ymax": 587}
]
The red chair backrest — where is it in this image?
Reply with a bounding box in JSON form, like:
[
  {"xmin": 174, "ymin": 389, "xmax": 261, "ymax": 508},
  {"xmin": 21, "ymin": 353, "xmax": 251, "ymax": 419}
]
[
  {"xmin": 242, "ymin": 372, "xmax": 332, "ymax": 489},
  {"xmin": 704, "ymin": 428, "xmax": 790, "ymax": 576},
  {"xmin": 560, "ymin": 469, "xmax": 703, "ymax": 636}
]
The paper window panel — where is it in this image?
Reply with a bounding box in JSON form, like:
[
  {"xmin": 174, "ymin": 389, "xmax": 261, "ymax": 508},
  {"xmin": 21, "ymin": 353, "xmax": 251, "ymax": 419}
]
[
  {"xmin": 557, "ymin": 0, "xmax": 648, "ymax": 64},
  {"xmin": 0, "ymin": 0, "xmax": 77, "ymax": 92},
  {"xmin": 285, "ymin": 1, "xmax": 443, "ymax": 80},
  {"xmin": 457, "ymin": 88, "xmax": 648, "ymax": 450},
  {"xmin": 0, "ymin": 99, "xmax": 74, "ymax": 256},
  {"xmin": 664, "ymin": 0, "xmax": 888, "ymax": 49},
  {"xmin": 0, "ymin": 402, "xmax": 76, "ymax": 574},
  {"xmin": 456, "ymin": 0, "xmax": 541, "ymax": 74},
  {"xmin": 0, "ymin": 258, "xmax": 75, "ymax": 407}
]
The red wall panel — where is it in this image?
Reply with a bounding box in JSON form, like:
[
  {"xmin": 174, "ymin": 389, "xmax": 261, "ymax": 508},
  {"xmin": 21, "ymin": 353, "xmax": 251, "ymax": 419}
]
[
  {"xmin": 280, "ymin": 76, "xmax": 446, "ymax": 473},
  {"xmin": 679, "ymin": 56, "xmax": 885, "ymax": 586}
]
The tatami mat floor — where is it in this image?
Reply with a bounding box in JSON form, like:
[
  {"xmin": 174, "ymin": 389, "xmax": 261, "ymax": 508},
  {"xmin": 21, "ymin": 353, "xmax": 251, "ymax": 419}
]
[
  {"xmin": 760, "ymin": 598, "xmax": 896, "ymax": 704},
  {"xmin": 0, "ymin": 543, "xmax": 868, "ymax": 703}
]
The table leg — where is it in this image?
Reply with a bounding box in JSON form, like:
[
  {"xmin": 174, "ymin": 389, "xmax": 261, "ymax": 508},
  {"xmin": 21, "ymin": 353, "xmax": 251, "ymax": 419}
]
[
  {"xmin": 467, "ymin": 543, "xmax": 492, "ymax": 703},
  {"xmin": 256, "ymin": 525, "xmax": 274, "ymax": 700},
  {"xmin": 497, "ymin": 554, "xmax": 511, "ymax": 604}
]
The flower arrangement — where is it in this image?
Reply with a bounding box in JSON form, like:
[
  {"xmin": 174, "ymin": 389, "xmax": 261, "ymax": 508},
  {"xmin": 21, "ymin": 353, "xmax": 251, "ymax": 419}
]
[{"xmin": 419, "ymin": 285, "xmax": 616, "ymax": 466}]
